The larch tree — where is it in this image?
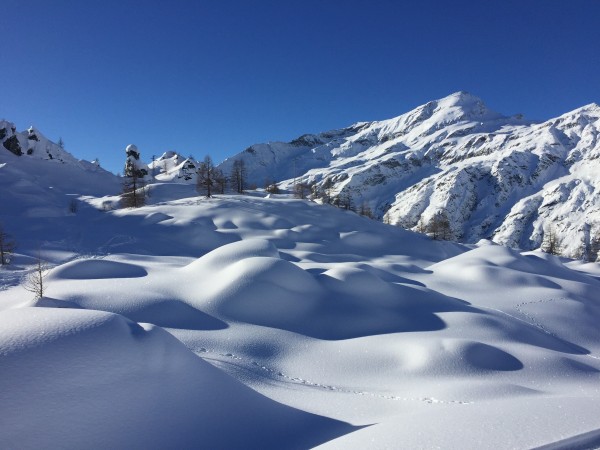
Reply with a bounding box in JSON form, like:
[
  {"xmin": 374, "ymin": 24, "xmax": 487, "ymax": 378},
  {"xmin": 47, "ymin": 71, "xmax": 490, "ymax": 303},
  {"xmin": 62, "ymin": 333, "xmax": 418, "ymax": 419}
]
[
  {"xmin": 428, "ymin": 210, "xmax": 452, "ymax": 240},
  {"xmin": 541, "ymin": 225, "xmax": 561, "ymax": 256},
  {"xmin": 23, "ymin": 255, "xmax": 49, "ymax": 299},
  {"xmin": 230, "ymin": 159, "xmax": 247, "ymax": 194},
  {"xmin": 213, "ymin": 168, "xmax": 227, "ymax": 194},
  {"xmin": 197, "ymin": 155, "xmax": 215, "ymax": 197}
]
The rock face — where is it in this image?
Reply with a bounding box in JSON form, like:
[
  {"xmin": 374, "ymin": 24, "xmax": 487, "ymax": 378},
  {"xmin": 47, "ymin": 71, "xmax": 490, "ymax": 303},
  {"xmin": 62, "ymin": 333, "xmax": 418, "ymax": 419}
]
[
  {"xmin": 0, "ymin": 120, "xmax": 80, "ymax": 163},
  {"xmin": 217, "ymin": 92, "xmax": 600, "ymax": 258},
  {"xmin": 148, "ymin": 151, "xmax": 198, "ymax": 182}
]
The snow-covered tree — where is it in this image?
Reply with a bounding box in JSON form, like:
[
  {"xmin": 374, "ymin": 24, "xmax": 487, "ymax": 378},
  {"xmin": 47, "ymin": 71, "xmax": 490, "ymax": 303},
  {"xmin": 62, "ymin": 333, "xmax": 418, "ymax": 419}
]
[
  {"xmin": 121, "ymin": 144, "xmax": 148, "ymax": 208},
  {"xmin": 124, "ymin": 144, "xmax": 148, "ymax": 179}
]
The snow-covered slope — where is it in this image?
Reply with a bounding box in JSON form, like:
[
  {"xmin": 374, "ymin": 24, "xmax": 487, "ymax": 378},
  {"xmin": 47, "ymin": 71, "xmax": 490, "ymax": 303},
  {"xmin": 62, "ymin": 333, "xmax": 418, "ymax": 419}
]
[
  {"xmin": 1, "ymin": 180, "xmax": 600, "ymax": 448},
  {"xmin": 2, "ymin": 105, "xmax": 600, "ymax": 449},
  {"xmin": 0, "ymin": 120, "xmax": 121, "ymax": 254},
  {"xmin": 217, "ymin": 92, "xmax": 600, "ymax": 258}
]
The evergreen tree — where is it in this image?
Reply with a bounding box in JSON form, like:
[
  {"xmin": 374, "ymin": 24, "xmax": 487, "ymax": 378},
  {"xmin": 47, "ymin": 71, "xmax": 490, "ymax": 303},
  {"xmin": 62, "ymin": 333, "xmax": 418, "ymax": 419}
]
[{"xmin": 121, "ymin": 144, "xmax": 147, "ymax": 208}]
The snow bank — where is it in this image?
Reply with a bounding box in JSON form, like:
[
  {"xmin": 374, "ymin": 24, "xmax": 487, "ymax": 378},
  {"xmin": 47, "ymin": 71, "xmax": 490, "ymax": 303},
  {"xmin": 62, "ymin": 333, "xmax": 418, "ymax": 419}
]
[{"xmin": 0, "ymin": 308, "xmax": 353, "ymax": 449}]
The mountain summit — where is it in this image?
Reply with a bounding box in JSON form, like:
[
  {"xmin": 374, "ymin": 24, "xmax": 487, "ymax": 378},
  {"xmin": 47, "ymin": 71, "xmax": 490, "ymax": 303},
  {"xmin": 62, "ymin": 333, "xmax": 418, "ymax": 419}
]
[{"xmin": 217, "ymin": 92, "xmax": 600, "ymax": 258}]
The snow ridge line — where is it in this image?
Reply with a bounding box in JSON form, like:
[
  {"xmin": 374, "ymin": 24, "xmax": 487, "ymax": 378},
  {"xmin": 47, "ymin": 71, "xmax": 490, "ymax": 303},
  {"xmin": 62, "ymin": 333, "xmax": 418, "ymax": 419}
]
[{"xmin": 196, "ymin": 347, "xmax": 472, "ymax": 406}]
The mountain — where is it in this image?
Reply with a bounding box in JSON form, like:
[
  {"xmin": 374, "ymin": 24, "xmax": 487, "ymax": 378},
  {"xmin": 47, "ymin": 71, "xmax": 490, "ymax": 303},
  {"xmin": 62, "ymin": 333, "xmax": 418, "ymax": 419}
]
[
  {"xmin": 0, "ymin": 120, "xmax": 121, "ymax": 253},
  {"xmin": 2, "ymin": 112, "xmax": 600, "ymax": 448},
  {"xmin": 217, "ymin": 92, "xmax": 600, "ymax": 259}
]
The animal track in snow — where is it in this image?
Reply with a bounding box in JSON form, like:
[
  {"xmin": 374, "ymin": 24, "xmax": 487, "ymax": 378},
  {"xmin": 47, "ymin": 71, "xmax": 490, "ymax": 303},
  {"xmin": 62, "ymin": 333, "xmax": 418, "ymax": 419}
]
[{"xmin": 195, "ymin": 347, "xmax": 472, "ymax": 406}]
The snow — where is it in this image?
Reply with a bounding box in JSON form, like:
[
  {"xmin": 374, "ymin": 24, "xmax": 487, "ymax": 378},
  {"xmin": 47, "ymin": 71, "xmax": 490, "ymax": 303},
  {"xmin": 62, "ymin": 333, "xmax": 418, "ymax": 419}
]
[
  {"xmin": 1, "ymin": 112, "xmax": 600, "ymax": 449},
  {"xmin": 216, "ymin": 92, "xmax": 600, "ymax": 259}
]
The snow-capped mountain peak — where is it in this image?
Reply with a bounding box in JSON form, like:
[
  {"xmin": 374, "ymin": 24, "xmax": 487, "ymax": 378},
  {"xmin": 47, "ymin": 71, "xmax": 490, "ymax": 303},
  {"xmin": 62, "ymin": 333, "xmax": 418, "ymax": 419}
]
[{"xmin": 217, "ymin": 93, "xmax": 600, "ymax": 259}]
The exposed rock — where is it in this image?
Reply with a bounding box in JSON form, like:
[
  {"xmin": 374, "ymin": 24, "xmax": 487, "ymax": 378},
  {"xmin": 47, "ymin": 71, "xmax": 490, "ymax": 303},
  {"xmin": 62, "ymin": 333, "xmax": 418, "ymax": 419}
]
[{"xmin": 3, "ymin": 135, "xmax": 22, "ymax": 156}]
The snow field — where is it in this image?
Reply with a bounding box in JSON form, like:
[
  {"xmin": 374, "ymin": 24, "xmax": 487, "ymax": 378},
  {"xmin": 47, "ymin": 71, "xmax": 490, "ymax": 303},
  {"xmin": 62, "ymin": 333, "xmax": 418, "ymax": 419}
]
[{"xmin": 1, "ymin": 182, "xmax": 600, "ymax": 448}]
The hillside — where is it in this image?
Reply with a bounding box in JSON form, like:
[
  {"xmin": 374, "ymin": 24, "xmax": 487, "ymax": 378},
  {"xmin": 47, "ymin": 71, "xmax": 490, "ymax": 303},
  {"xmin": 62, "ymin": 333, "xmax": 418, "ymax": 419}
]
[
  {"xmin": 1, "ymin": 113, "xmax": 600, "ymax": 448},
  {"xmin": 217, "ymin": 92, "xmax": 600, "ymax": 259}
]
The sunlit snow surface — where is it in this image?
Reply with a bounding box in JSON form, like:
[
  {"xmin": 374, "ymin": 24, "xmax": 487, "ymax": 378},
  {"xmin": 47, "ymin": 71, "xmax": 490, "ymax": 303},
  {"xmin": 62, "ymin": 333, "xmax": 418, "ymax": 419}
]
[{"xmin": 1, "ymin": 181, "xmax": 600, "ymax": 448}]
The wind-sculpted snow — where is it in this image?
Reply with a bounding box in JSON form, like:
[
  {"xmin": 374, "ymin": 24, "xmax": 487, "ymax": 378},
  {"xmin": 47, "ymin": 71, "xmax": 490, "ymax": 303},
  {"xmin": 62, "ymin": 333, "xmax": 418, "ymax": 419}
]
[{"xmin": 0, "ymin": 308, "xmax": 353, "ymax": 449}]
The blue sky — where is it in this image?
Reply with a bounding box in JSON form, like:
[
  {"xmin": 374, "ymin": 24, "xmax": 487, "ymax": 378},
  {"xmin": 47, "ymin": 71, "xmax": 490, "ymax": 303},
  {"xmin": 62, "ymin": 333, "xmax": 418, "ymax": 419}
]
[{"xmin": 2, "ymin": 0, "xmax": 599, "ymax": 174}]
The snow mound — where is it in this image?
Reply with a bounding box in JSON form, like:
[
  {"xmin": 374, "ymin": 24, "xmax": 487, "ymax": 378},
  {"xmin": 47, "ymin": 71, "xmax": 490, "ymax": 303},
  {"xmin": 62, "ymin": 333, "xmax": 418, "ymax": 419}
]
[
  {"xmin": 49, "ymin": 259, "xmax": 148, "ymax": 279},
  {"xmin": 184, "ymin": 238, "xmax": 279, "ymax": 271},
  {"xmin": 0, "ymin": 308, "xmax": 353, "ymax": 449}
]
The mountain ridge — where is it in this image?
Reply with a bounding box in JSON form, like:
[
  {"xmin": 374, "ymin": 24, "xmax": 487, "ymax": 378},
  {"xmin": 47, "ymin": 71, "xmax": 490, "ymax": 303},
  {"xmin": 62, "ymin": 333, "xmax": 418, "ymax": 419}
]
[
  {"xmin": 217, "ymin": 92, "xmax": 600, "ymax": 259},
  {"xmin": 2, "ymin": 92, "xmax": 599, "ymax": 258}
]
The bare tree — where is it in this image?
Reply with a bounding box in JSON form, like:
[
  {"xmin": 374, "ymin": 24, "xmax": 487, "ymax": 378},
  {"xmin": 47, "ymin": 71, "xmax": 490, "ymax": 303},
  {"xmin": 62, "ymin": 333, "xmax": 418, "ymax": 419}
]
[
  {"xmin": 321, "ymin": 178, "xmax": 334, "ymax": 204},
  {"xmin": 213, "ymin": 168, "xmax": 227, "ymax": 194},
  {"xmin": 358, "ymin": 201, "xmax": 374, "ymax": 219},
  {"xmin": 151, "ymin": 155, "xmax": 157, "ymax": 181},
  {"xmin": 294, "ymin": 181, "xmax": 311, "ymax": 199},
  {"xmin": 0, "ymin": 224, "xmax": 16, "ymax": 265},
  {"xmin": 121, "ymin": 171, "xmax": 146, "ymax": 208},
  {"xmin": 197, "ymin": 155, "xmax": 215, "ymax": 197},
  {"xmin": 68, "ymin": 198, "xmax": 79, "ymax": 214},
  {"xmin": 340, "ymin": 192, "xmax": 354, "ymax": 211},
  {"xmin": 590, "ymin": 233, "xmax": 600, "ymax": 262},
  {"xmin": 265, "ymin": 182, "xmax": 280, "ymax": 194},
  {"xmin": 428, "ymin": 210, "xmax": 452, "ymax": 240},
  {"xmin": 416, "ymin": 216, "xmax": 427, "ymax": 234},
  {"xmin": 23, "ymin": 256, "xmax": 49, "ymax": 299},
  {"xmin": 230, "ymin": 159, "xmax": 247, "ymax": 194},
  {"xmin": 541, "ymin": 225, "xmax": 561, "ymax": 255}
]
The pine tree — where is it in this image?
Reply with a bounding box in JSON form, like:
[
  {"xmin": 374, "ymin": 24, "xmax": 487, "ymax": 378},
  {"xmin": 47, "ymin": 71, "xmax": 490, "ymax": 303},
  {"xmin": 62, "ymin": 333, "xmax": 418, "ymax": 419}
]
[{"xmin": 121, "ymin": 144, "xmax": 147, "ymax": 208}]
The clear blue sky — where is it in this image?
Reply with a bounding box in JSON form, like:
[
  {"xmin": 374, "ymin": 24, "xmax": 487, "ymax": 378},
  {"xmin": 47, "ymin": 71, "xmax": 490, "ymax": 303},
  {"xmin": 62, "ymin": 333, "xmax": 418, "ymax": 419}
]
[{"xmin": 2, "ymin": 0, "xmax": 599, "ymax": 174}]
